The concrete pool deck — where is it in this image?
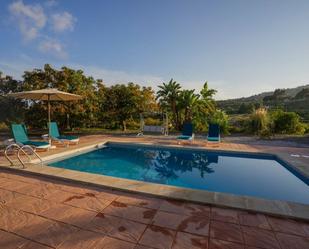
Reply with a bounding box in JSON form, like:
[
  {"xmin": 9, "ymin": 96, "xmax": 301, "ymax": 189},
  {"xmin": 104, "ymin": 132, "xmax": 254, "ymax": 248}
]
[{"xmin": 0, "ymin": 135, "xmax": 309, "ymax": 248}]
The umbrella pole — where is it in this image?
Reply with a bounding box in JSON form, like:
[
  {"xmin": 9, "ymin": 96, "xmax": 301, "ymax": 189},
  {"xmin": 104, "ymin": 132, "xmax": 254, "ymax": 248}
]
[{"xmin": 48, "ymin": 95, "xmax": 51, "ymax": 144}]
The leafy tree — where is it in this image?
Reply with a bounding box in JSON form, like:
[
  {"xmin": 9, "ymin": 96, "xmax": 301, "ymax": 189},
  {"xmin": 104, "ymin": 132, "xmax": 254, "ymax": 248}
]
[
  {"xmin": 0, "ymin": 72, "xmax": 25, "ymax": 126},
  {"xmin": 1, "ymin": 66, "xmax": 231, "ymax": 134},
  {"xmin": 57, "ymin": 66, "xmax": 99, "ymax": 129},
  {"xmin": 22, "ymin": 64, "xmax": 100, "ymax": 129},
  {"xmin": 100, "ymin": 83, "xmax": 157, "ymax": 131},
  {"xmin": 127, "ymin": 83, "xmax": 157, "ymax": 113},
  {"xmin": 101, "ymin": 84, "xmax": 136, "ymax": 130}
]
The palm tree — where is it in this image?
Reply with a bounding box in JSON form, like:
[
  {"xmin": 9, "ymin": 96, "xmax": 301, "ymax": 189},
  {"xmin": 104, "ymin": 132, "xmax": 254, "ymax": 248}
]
[
  {"xmin": 157, "ymin": 79, "xmax": 182, "ymax": 129},
  {"xmin": 191, "ymin": 82, "xmax": 217, "ymax": 131},
  {"xmin": 200, "ymin": 81, "xmax": 217, "ymax": 112},
  {"xmin": 178, "ymin": 89, "xmax": 199, "ymax": 122}
]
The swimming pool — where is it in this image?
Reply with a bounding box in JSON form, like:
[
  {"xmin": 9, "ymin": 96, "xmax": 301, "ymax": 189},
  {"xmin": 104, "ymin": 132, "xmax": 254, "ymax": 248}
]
[{"xmin": 48, "ymin": 143, "xmax": 309, "ymax": 204}]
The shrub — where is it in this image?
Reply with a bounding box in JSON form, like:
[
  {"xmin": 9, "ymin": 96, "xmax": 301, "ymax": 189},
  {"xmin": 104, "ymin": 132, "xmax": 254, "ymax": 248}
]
[
  {"xmin": 0, "ymin": 122, "xmax": 8, "ymax": 131},
  {"xmin": 228, "ymin": 114, "xmax": 251, "ymax": 134},
  {"xmin": 271, "ymin": 110, "xmax": 304, "ymax": 134},
  {"xmin": 209, "ymin": 110, "xmax": 229, "ymax": 134},
  {"xmin": 304, "ymin": 124, "xmax": 309, "ymax": 134},
  {"xmin": 125, "ymin": 118, "xmax": 140, "ymax": 130},
  {"xmin": 249, "ymin": 108, "xmax": 270, "ymax": 136},
  {"xmin": 144, "ymin": 117, "xmax": 162, "ymax": 126}
]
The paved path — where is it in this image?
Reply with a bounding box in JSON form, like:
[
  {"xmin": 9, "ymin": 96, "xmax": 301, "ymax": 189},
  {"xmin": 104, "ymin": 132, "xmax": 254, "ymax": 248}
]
[{"xmin": 0, "ymin": 170, "xmax": 309, "ymax": 249}]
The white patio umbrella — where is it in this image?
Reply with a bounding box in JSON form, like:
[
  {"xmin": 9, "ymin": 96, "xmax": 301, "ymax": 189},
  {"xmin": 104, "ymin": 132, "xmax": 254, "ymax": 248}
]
[{"xmin": 7, "ymin": 88, "xmax": 82, "ymax": 143}]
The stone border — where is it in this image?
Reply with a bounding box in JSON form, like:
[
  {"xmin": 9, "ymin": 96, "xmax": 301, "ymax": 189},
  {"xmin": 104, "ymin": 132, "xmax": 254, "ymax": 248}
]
[{"xmin": 1, "ymin": 141, "xmax": 308, "ymax": 221}]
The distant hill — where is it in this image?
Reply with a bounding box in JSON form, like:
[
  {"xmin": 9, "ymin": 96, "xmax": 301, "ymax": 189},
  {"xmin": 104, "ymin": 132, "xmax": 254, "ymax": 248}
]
[
  {"xmin": 219, "ymin": 84, "xmax": 309, "ymax": 103},
  {"xmin": 217, "ymin": 84, "xmax": 309, "ymax": 120}
]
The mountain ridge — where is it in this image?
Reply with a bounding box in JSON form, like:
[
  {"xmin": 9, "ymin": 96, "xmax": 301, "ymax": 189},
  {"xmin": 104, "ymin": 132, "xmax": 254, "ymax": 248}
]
[{"xmin": 217, "ymin": 84, "xmax": 309, "ymax": 103}]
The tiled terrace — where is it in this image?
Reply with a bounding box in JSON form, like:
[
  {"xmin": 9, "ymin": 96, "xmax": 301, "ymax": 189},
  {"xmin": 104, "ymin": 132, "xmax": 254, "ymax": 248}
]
[
  {"xmin": 0, "ymin": 169, "xmax": 309, "ymax": 249},
  {"xmin": 1, "ymin": 135, "xmax": 309, "ymax": 248}
]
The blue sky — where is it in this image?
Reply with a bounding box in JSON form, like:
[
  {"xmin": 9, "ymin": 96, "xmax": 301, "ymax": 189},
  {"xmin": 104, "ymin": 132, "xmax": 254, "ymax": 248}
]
[{"xmin": 1, "ymin": 0, "xmax": 309, "ymax": 99}]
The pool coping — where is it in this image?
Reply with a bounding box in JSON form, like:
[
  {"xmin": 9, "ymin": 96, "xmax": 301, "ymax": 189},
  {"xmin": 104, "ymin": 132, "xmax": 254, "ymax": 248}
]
[{"xmin": 1, "ymin": 140, "xmax": 309, "ymax": 221}]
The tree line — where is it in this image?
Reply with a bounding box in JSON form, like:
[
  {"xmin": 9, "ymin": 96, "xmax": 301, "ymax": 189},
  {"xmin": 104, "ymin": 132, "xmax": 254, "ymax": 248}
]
[
  {"xmin": 0, "ymin": 64, "xmax": 227, "ymax": 132},
  {"xmin": 218, "ymin": 86, "xmax": 309, "ymax": 122}
]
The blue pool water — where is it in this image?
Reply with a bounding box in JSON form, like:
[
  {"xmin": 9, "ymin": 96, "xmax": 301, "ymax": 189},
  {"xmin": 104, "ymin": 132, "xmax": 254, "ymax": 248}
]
[{"xmin": 49, "ymin": 143, "xmax": 309, "ymax": 204}]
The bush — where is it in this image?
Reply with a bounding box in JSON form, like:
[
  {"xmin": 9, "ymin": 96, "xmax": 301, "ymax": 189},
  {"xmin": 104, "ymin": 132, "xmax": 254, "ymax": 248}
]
[
  {"xmin": 228, "ymin": 114, "xmax": 251, "ymax": 133},
  {"xmin": 144, "ymin": 117, "xmax": 162, "ymax": 126},
  {"xmin": 249, "ymin": 108, "xmax": 270, "ymax": 136},
  {"xmin": 271, "ymin": 110, "xmax": 305, "ymax": 134},
  {"xmin": 304, "ymin": 123, "xmax": 309, "ymax": 134},
  {"xmin": 0, "ymin": 122, "xmax": 9, "ymax": 131},
  {"xmin": 209, "ymin": 110, "xmax": 229, "ymax": 134},
  {"xmin": 124, "ymin": 118, "xmax": 140, "ymax": 130}
]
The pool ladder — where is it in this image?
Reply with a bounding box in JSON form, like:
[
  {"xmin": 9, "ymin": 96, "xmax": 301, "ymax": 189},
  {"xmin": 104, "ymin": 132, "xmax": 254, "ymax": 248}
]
[{"xmin": 4, "ymin": 143, "xmax": 43, "ymax": 168}]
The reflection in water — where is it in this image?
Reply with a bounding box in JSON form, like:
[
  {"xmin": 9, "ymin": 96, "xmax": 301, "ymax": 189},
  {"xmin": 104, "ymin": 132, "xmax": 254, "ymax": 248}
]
[
  {"xmin": 153, "ymin": 151, "xmax": 218, "ymax": 181},
  {"xmin": 96, "ymin": 147, "xmax": 219, "ymax": 184},
  {"xmin": 114, "ymin": 147, "xmax": 219, "ymax": 184}
]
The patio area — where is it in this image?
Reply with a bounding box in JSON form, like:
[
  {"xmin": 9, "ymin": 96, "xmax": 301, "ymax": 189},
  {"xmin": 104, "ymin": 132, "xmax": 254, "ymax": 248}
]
[
  {"xmin": 1, "ymin": 135, "xmax": 309, "ymax": 248},
  {"xmin": 1, "ymin": 168, "xmax": 309, "ymax": 249}
]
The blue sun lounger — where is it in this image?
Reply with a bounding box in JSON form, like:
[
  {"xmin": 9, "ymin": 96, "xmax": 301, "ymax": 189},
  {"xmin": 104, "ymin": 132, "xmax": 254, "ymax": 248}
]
[
  {"xmin": 177, "ymin": 122, "xmax": 194, "ymax": 143},
  {"xmin": 207, "ymin": 124, "xmax": 220, "ymax": 143},
  {"xmin": 11, "ymin": 124, "xmax": 50, "ymax": 150},
  {"xmin": 49, "ymin": 122, "xmax": 79, "ymax": 145}
]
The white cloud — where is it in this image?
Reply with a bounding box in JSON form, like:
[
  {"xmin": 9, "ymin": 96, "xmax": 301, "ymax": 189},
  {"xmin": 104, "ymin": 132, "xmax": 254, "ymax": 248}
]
[
  {"xmin": 51, "ymin": 12, "xmax": 76, "ymax": 32},
  {"xmin": 8, "ymin": 1, "xmax": 76, "ymax": 58},
  {"xmin": 9, "ymin": 0, "xmax": 47, "ymax": 41},
  {"xmin": 38, "ymin": 39, "xmax": 67, "ymax": 59}
]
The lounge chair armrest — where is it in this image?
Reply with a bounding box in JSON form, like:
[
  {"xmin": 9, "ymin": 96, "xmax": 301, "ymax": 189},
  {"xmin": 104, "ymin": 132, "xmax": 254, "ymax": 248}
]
[
  {"xmin": 41, "ymin": 134, "xmax": 49, "ymax": 141},
  {"xmin": 3, "ymin": 138, "xmax": 15, "ymax": 146}
]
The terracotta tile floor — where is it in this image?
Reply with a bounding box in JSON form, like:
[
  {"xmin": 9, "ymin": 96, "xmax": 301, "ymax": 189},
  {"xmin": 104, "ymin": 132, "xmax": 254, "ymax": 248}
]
[{"xmin": 0, "ymin": 170, "xmax": 309, "ymax": 249}]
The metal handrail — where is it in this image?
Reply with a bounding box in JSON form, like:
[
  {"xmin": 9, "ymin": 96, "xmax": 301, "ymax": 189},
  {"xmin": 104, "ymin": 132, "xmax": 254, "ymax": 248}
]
[
  {"xmin": 17, "ymin": 145, "xmax": 43, "ymax": 168},
  {"xmin": 4, "ymin": 143, "xmax": 21, "ymax": 166}
]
